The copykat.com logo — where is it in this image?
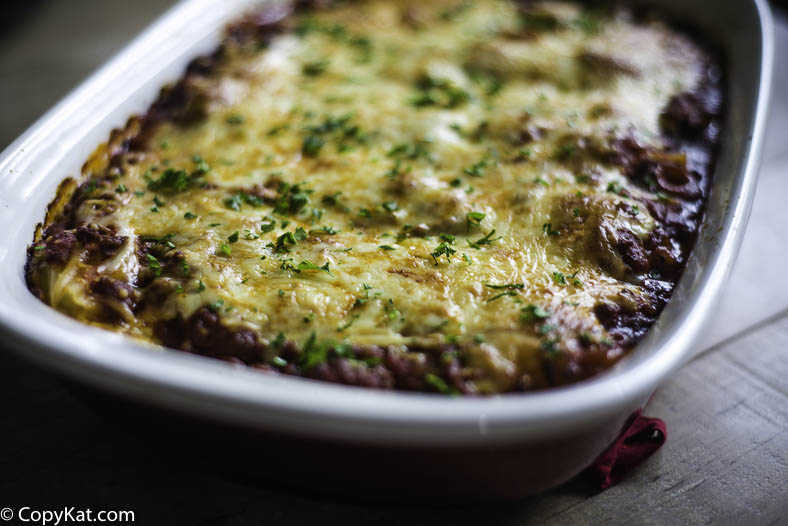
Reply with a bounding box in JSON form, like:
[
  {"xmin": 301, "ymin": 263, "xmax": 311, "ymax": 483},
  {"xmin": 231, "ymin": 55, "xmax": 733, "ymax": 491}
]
[{"xmin": 0, "ymin": 507, "xmax": 135, "ymax": 525}]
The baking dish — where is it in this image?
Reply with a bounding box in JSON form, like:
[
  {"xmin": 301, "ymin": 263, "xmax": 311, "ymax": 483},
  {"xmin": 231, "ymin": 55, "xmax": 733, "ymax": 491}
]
[{"xmin": 0, "ymin": 0, "xmax": 773, "ymax": 498}]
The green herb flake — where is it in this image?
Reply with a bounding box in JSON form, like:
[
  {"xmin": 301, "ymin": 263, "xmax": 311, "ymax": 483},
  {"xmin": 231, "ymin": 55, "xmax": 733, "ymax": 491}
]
[
  {"xmin": 303, "ymin": 58, "xmax": 330, "ymax": 76},
  {"xmin": 260, "ymin": 218, "xmax": 277, "ymax": 233},
  {"xmin": 425, "ymin": 373, "xmax": 455, "ymax": 395},
  {"xmin": 302, "ymin": 134, "xmax": 326, "ymax": 157},
  {"xmin": 521, "ymin": 304, "xmax": 551, "ymax": 322},
  {"xmin": 485, "ymin": 283, "xmax": 524, "ymax": 290},
  {"xmin": 337, "ymin": 314, "xmax": 360, "ymax": 332},
  {"xmin": 466, "ymin": 211, "xmax": 485, "ymax": 228},
  {"xmin": 272, "ymin": 356, "xmax": 288, "ymax": 368},
  {"xmin": 542, "ymin": 223, "xmax": 560, "ymax": 236},
  {"xmin": 274, "ymin": 231, "xmax": 297, "ymax": 253},
  {"xmin": 146, "ymin": 254, "xmax": 161, "ymax": 276},
  {"xmin": 468, "ymin": 229, "xmax": 501, "ymax": 249},
  {"xmin": 463, "ymin": 156, "xmax": 493, "ymax": 177},
  {"xmin": 487, "ymin": 290, "xmax": 518, "ymax": 302},
  {"xmin": 607, "ymin": 181, "xmax": 624, "ymax": 195},
  {"xmin": 147, "ymin": 168, "xmax": 195, "ymax": 193},
  {"xmin": 220, "ymin": 244, "xmax": 232, "ymax": 256},
  {"xmin": 430, "ymin": 242, "xmax": 456, "ymax": 265},
  {"xmin": 297, "ymin": 260, "xmax": 332, "ymax": 275},
  {"xmin": 228, "ymin": 231, "xmax": 239, "ymax": 243}
]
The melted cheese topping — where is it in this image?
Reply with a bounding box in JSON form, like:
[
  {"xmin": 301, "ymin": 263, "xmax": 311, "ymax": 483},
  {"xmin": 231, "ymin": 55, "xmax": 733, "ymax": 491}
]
[{"xmin": 36, "ymin": 0, "xmax": 712, "ymax": 393}]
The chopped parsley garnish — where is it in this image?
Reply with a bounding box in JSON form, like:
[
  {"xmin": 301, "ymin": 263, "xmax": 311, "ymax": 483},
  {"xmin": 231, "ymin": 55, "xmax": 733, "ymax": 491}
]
[
  {"xmin": 485, "ymin": 281, "xmax": 524, "ymax": 301},
  {"xmin": 411, "ymin": 76, "xmax": 470, "ymax": 109},
  {"xmin": 298, "ymin": 332, "xmax": 353, "ymax": 370},
  {"xmin": 226, "ymin": 114, "xmax": 244, "ymax": 125},
  {"xmin": 431, "ymin": 242, "xmax": 456, "ymax": 265},
  {"xmin": 303, "ymin": 58, "xmax": 330, "ymax": 76},
  {"xmin": 271, "ymin": 356, "xmax": 288, "ymax": 368},
  {"xmin": 337, "ymin": 314, "xmax": 360, "ymax": 332},
  {"xmin": 197, "ymin": 280, "xmax": 206, "ymax": 292},
  {"xmin": 463, "ymin": 156, "xmax": 493, "ymax": 177},
  {"xmin": 302, "ymin": 134, "xmax": 325, "ymax": 157},
  {"xmin": 468, "ymin": 229, "xmax": 501, "ymax": 249},
  {"xmin": 384, "ymin": 299, "xmax": 401, "ymax": 322},
  {"xmin": 607, "ymin": 181, "xmax": 624, "ymax": 194},
  {"xmin": 184, "ymin": 212, "xmax": 198, "ymax": 220},
  {"xmin": 220, "ymin": 244, "xmax": 232, "ymax": 256},
  {"xmin": 521, "ymin": 304, "xmax": 551, "ymax": 322},
  {"xmin": 192, "ymin": 154, "xmax": 210, "ymax": 174},
  {"xmin": 274, "ymin": 231, "xmax": 297, "ymax": 253},
  {"xmin": 145, "ymin": 254, "xmax": 161, "ymax": 276},
  {"xmin": 310, "ymin": 225, "xmax": 338, "ymax": 235},
  {"xmin": 466, "ymin": 211, "xmax": 485, "ymax": 228},
  {"xmin": 146, "ymin": 166, "xmax": 202, "ymax": 193},
  {"xmin": 425, "ymin": 373, "xmax": 455, "ymax": 395},
  {"xmin": 387, "ymin": 140, "xmax": 432, "ymax": 161},
  {"xmin": 115, "ymin": 184, "xmax": 127, "ymax": 193},
  {"xmin": 541, "ymin": 338, "xmax": 559, "ymax": 356},
  {"xmin": 379, "ymin": 245, "xmax": 396, "ymax": 251},
  {"xmin": 381, "ymin": 201, "xmax": 398, "ymax": 212},
  {"xmin": 485, "ymin": 283, "xmax": 525, "ymax": 290},
  {"xmin": 542, "ymin": 223, "xmax": 560, "ymax": 236},
  {"xmin": 273, "ymin": 183, "xmax": 311, "ymax": 216},
  {"xmin": 267, "ymin": 123, "xmax": 290, "ymax": 136},
  {"xmin": 260, "ymin": 218, "xmax": 277, "ymax": 233},
  {"xmin": 552, "ymin": 271, "xmax": 566, "ymax": 285},
  {"xmin": 228, "ymin": 231, "xmax": 239, "ymax": 243},
  {"xmin": 487, "ymin": 291, "xmax": 518, "ymax": 302},
  {"xmin": 297, "ymin": 260, "xmax": 332, "ymax": 275}
]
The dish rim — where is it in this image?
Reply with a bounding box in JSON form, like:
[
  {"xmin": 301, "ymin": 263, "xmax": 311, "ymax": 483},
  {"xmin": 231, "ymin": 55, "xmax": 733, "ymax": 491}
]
[{"xmin": 0, "ymin": 0, "xmax": 774, "ymax": 447}]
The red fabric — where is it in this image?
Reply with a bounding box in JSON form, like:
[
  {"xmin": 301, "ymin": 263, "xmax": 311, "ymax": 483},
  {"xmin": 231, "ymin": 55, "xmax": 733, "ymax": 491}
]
[{"xmin": 584, "ymin": 409, "xmax": 667, "ymax": 490}]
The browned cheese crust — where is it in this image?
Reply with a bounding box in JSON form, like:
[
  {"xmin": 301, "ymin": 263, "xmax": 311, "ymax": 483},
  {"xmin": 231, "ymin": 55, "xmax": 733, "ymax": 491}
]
[{"xmin": 26, "ymin": 0, "xmax": 723, "ymax": 395}]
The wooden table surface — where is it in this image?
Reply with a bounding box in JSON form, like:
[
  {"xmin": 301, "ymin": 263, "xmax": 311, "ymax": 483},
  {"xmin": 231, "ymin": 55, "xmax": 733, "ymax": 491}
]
[{"xmin": 1, "ymin": 2, "xmax": 787, "ymax": 524}]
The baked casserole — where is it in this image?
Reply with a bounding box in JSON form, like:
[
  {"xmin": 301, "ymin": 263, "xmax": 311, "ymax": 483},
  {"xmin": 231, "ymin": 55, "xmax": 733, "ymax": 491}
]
[{"xmin": 26, "ymin": 0, "xmax": 724, "ymax": 395}]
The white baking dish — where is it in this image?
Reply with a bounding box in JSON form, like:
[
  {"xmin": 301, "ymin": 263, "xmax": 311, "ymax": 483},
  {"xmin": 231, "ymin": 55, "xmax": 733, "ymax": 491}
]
[{"xmin": 0, "ymin": 0, "xmax": 774, "ymax": 497}]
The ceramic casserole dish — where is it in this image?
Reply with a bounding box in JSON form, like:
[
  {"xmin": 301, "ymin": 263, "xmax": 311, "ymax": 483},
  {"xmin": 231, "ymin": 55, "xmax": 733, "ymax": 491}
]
[{"xmin": 0, "ymin": 0, "xmax": 774, "ymax": 499}]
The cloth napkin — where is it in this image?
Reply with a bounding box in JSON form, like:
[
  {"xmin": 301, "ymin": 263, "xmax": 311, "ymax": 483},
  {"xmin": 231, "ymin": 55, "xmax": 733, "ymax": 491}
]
[{"xmin": 584, "ymin": 409, "xmax": 667, "ymax": 490}]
